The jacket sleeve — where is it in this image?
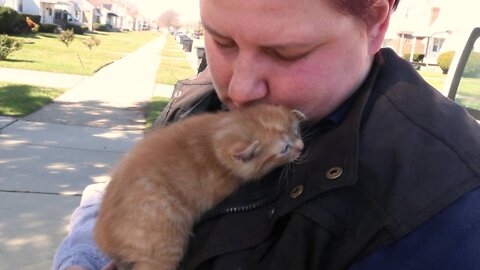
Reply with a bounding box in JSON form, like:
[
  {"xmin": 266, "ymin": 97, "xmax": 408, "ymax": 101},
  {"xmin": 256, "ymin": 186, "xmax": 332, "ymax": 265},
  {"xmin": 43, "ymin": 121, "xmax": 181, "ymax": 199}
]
[
  {"xmin": 52, "ymin": 183, "xmax": 111, "ymax": 270},
  {"xmin": 348, "ymin": 186, "xmax": 480, "ymax": 270}
]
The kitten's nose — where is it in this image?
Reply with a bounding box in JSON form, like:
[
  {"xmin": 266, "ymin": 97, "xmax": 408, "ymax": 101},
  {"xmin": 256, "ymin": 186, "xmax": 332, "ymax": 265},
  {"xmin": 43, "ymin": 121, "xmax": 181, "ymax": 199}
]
[{"xmin": 294, "ymin": 140, "xmax": 304, "ymax": 152}]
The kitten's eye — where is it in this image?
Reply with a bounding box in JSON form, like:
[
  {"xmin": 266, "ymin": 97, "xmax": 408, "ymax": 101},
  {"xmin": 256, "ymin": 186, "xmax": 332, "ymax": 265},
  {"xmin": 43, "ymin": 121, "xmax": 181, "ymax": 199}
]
[{"xmin": 281, "ymin": 144, "xmax": 291, "ymax": 154}]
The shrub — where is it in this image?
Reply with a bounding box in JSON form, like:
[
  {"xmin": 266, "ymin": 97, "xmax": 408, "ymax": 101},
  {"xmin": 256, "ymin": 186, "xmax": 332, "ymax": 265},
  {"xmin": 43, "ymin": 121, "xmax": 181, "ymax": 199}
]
[
  {"xmin": 437, "ymin": 51, "xmax": 455, "ymax": 74},
  {"xmin": 40, "ymin": 23, "xmax": 58, "ymax": 33},
  {"xmin": 13, "ymin": 14, "xmax": 41, "ymax": 34},
  {"xmin": 58, "ymin": 29, "xmax": 75, "ymax": 47},
  {"xmin": 0, "ymin": 6, "xmax": 19, "ymax": 34},
  {"xmin": 25, "ymin": 16, "xmax": 40, "ymax": 33},
  {"xmin": 404, "ymin": 53, "xmax": 425, "ymax": 62},
  {"xmin": 66, "ymin": 23, "xmax": 88, "ymax": 35},
  {"xmin": 18, "ymin": 14, "xmax": 41, "ymax": 24},
  {"xmin": 31, "ymin": 23, "xmax": 40, "ymax": 33},
  {"xmin": 82, "ymin": 36, "xmax": 101, "ymax": 50},
  {"xmin": 464, "ymin": 51, "xmax": 480, "ymax": 78},
  {"xmin": 93, "ymin": 23, "xmax": 113, "ymax": 32},
  {"xmin": 0, "ymin": 35, "xmax": 23, "ymax": 60}
]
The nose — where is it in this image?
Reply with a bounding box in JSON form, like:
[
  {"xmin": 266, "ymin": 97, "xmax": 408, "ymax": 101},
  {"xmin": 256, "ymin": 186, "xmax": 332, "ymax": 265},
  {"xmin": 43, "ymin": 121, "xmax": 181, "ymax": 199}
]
[
  {"xmin": 228, "ymin": 54, "xmax": 268, "ymax": 107},
  {"xmin": 295, "ymin": 139, "xmax": 304, "ymax": 152}
]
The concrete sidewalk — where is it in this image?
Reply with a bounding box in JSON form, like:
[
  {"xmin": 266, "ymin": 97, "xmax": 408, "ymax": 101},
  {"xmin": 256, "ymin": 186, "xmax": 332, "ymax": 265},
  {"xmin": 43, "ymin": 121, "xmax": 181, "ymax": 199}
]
[
  {"xmin": 0, "ymin": 33, "xmax": 177, "ymax": 269},
  {"xmin": 0, "ymin": 67, "xmax": 87, "ymax": 89}
]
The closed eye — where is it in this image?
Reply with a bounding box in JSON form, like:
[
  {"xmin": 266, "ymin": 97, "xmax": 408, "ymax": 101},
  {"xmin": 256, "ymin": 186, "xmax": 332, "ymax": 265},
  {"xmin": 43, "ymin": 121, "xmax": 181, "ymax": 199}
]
[
  {"xmin": 272, "ymin": 50, "xmax": 311, "ymax": 62},
  {"xmin": 280, "ymin": 143, "xmax": 291, "ymax": 155},
  {"xmin": 214, "ymin": 39, "xmax": 237, "ymax": 49}
]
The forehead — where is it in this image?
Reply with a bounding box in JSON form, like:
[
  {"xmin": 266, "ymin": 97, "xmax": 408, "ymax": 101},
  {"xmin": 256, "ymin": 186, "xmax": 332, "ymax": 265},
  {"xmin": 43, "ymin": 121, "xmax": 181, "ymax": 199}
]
[{"xmin": 200, "ymin": 0, "xmax": 343, "ymax": 43}]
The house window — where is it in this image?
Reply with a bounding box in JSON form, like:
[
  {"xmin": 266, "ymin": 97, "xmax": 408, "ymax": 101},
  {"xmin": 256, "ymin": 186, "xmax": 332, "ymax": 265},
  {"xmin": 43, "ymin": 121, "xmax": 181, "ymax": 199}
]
[
  {"xmin": 18, "ymin": 0, "xmax": 23, "ymax": 12},
  {"xmin": 432, "ymin": 38, "xmax": 444, "ymax": 53}
]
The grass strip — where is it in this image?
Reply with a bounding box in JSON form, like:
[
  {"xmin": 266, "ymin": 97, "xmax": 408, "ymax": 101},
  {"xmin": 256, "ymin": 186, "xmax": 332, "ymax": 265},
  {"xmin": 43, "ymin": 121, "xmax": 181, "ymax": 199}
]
[
  {"xmin": 145, "ymin": 96, "xmax": 170, "ymax": 128},
  {"xmin": 0, "ymin": 82, "xmax": 65, "ymax": 117}
]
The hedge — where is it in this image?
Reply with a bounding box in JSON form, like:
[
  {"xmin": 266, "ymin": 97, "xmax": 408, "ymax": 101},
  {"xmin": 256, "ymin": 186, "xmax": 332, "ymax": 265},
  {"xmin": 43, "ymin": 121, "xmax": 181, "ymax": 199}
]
[
  {"xmin": 40, "ymin": 23, "xmax": 58, "ymax": 33},
  {"xmin": 403, "ymin": 53, "xmax": 425, "ymax": 62},
  {"xmin": 93, "ymin": 23, "xmax": 113, "ymax": 32},
  {"xmin": 66, "ymin": 23, "xmax": 89, "ymax": 35},
  {"xmin": 0, "ymin": 6, "xmax": 19, "ymax": 34}
]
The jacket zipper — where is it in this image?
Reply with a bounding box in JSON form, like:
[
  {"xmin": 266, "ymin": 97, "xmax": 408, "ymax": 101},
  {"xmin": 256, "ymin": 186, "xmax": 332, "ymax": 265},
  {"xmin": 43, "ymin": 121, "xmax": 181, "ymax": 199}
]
[{"xmin": 198, "ymin": 196, "xmax": 275, "ymax": 223}]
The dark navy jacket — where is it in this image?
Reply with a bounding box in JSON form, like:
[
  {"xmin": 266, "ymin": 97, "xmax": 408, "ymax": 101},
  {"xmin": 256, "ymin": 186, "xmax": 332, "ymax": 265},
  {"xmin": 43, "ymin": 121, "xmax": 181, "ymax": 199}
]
[{"xmin": 157, "ymin": 48, "xmax": 480, "ymax": 270}]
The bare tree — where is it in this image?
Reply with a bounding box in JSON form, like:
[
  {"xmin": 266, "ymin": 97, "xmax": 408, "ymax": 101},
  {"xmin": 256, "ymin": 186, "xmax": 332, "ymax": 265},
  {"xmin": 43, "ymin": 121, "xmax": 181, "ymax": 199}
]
[{"xmin": 157, "ymin": 10, "xmax": 180, "ymax": 29}]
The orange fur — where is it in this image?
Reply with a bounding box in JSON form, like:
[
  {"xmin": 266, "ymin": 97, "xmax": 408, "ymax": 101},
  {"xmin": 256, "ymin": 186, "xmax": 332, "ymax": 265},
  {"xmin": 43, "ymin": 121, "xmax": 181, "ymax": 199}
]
[{"xmin": 94, "ymin": 104, "xmax": 305, "ymax": 270}]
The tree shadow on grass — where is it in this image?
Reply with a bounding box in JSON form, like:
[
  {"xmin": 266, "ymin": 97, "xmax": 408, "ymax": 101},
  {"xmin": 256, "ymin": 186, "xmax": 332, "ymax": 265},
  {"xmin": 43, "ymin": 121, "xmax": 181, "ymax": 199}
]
[
  {"xmin": 1, "ymin": 58, "xmax": 36, "ymax": 63},
  {"xmin": 85, "ymin": 31, "xmax": 108, "ymax": 36},
  {"xmin": 0, "ymin": 84, "xmax": 63, "ymax": 117},
  {"xmin": 37, "ymin": 33, "xmax": 58, "ymax": 39}
]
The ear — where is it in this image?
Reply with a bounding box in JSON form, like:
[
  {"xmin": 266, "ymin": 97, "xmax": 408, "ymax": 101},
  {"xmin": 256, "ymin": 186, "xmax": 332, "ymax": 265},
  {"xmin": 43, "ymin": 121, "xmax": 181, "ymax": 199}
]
[
  {"xmin": 367, "ymin": 0, "xmax": 395, "ymax": 55},
  {"xmin": 292, "ymin": 109, "xmax": 306, "ymax": 122},
  {"xmin": 232, "ymin": 141, "xmax": 261, "ymax": 162}
]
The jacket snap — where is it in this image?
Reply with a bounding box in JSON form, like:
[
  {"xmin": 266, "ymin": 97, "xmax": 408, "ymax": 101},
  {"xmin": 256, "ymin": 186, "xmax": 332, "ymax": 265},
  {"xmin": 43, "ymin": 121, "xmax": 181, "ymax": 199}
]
[
  {"xmin": 326, "ymin": 166, "xmax": 343, "ymax": 180},
  {"xmin": 290, "ymin": 185, "xmax": 304, "ymax": 199}
]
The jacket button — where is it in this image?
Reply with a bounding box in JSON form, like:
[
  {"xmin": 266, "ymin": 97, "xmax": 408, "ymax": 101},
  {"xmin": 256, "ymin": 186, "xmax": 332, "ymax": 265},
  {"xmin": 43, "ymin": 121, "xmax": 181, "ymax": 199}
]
[
  {"xmin": 268, "ymin": 207, "xmax": 275, "ymax": 219},
  {"xmin": 326, "ymin": 166, "xmax": 343, "ymax": 180},
  {"xmin": 290, "ymin": 185, "xmax": 304, "ymax": 199}
]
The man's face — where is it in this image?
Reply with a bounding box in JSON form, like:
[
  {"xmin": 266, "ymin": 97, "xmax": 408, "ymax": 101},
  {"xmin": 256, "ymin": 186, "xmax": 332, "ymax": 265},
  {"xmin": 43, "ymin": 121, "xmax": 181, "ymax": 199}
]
[{"xmin": 200, "ymin": 0, "xmax": 378, "ymax": 122}]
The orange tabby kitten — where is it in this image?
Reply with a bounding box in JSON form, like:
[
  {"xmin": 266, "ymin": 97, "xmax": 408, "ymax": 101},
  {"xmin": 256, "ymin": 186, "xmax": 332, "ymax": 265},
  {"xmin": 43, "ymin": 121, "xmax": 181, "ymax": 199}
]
[{"xmin": 94, "ymin": 104, "xmax": 305, "ymax": 270}]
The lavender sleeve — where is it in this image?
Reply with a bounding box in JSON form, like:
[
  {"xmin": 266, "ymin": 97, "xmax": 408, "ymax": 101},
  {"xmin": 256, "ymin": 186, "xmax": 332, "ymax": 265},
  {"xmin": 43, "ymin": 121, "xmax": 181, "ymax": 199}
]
[{"xmin": 52, "ymin": 183, "xmax": 112, "ymax": 270}]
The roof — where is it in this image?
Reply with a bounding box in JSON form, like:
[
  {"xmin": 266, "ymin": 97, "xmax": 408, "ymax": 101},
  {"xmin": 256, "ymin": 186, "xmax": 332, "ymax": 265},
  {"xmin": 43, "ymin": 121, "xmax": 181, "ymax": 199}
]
[{"xmin": 86, "ymin": 0, "xmax": 103, "ymax": 8}]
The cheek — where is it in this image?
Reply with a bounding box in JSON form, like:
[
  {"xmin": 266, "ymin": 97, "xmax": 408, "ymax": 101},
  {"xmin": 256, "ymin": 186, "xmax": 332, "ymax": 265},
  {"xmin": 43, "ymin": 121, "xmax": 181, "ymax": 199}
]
[
  {"xmin": 266, "ymin": 59, "xmax": 337, "ymax": 114},
  {"xmin": 267, "ymin": 45, "xmax": 368, "ymax": 120},
  {"xmin": 205, "ymin": 39, "xmax": 232, "ymax": 101}
]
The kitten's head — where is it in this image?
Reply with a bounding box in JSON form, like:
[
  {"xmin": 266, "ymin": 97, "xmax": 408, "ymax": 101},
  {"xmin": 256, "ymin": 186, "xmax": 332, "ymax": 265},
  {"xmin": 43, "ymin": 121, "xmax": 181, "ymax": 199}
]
[{"xmin": 214, "ymin": 104, "xmax": 305, "ymax": 181}]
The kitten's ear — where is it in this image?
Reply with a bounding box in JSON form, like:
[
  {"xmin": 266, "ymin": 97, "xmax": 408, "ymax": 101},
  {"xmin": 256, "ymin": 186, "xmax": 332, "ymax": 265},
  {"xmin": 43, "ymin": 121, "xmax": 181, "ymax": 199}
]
[
  {"xmin": 232, "ymin": 141, "xmax": 261, "ymax": 162},
  {"xmin": 292, "ymin": 109, "xmax": 306, "ymax": 122}
]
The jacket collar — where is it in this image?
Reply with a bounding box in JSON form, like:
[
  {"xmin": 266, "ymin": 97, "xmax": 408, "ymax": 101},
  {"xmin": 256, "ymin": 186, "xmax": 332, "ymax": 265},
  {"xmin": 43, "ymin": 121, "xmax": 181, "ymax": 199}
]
[{"xmin": 274, "ymin": 52, "xmax": 383, "ymax": 216}]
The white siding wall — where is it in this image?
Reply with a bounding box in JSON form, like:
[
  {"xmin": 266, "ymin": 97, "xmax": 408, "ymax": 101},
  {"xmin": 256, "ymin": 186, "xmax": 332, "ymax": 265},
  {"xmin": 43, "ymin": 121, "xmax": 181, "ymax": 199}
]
[
  {"xmin": 22, "ymin": 0, "xmax": 41, "ymax": 15},
  {"xmin": 1, "ymin": 0, "xmax": 17, "ymax": 10}
]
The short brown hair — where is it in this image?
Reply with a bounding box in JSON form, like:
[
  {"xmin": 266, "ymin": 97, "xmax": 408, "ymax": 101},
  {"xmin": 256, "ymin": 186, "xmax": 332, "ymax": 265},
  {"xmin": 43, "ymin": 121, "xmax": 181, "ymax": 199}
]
[{"xmin": 328, "ymin": 0, "xmax": 400, "ymax": 26}]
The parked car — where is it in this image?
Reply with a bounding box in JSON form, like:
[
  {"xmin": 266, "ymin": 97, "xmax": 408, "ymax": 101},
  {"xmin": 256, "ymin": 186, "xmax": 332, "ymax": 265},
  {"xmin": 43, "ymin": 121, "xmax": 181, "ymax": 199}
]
[{"xmin": 442, "ymin": 26, "xmax": 480, "ymax": 121}]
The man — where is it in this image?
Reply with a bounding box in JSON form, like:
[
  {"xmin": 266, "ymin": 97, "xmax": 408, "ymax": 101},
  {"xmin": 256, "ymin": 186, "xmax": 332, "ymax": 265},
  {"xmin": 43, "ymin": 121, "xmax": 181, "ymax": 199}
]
[{"xmin": 54, "ymin": 0, "xmax": 480, "ymax": 269}]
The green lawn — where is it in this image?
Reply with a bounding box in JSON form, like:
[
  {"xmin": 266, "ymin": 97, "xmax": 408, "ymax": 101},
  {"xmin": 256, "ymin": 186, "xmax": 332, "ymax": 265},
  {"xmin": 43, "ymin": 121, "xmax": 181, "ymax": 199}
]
[
  {"xmin": 455, "ymin": 77, "xmax": 480, "ymax": 109},
  {"xmin": 0, "ymin": 31, "xmax": 162, "ymax": 75},
  {"xmin": 145, "ymin": 96, "xmax": 170, "ymax": 128},
  {"xmin": 418, "ymin": 70, "xmax": 447, "ymax": 90},
  {"xmin": 0, "ymin": 81, "xmax": 65, "ymax": 117},
  {"xmin": 156, "ymin": 34, "xmax": 195, "ymax": 85},
  {"xmin": 418, "ymin": 70, "xmax": 480, "ymax": 109}
]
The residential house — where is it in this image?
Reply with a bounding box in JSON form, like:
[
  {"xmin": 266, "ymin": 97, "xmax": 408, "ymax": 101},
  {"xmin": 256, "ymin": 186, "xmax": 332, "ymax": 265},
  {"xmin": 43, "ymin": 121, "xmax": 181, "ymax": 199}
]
[
  {"xmin": 1, "ymin": 0, "xmax": 137, "ymax": 31},
  {"xmin": 0, "ymin": 0, "xmax": 82, "ymax": 25},
  {"xmin": 73, "ymin": 0, "xmax": 95, "ymax": 30},
  {"xmin": 385, "ymin": 0, "xmax": 480, "ymax": 65},
  {"xmin": 384, "ymin": 5, "xmax": 445, "ymax": 64},
  {"xmin": 86, "ymin": 0, "xmax": 102, "ymax": 24}
]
